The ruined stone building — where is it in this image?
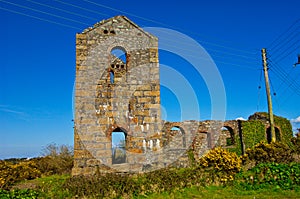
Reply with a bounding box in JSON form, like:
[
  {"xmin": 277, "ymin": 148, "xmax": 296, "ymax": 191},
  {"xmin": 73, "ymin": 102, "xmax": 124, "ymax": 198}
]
[{"xmin": 72, "ymin": 16, "xmax": 292, "ymax": 175}]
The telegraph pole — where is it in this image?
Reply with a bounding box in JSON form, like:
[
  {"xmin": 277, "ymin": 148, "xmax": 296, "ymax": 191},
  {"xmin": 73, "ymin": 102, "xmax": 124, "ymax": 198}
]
[{"xmin": 261, "ymin": 48, "xmax": 276, "ymax": 142}]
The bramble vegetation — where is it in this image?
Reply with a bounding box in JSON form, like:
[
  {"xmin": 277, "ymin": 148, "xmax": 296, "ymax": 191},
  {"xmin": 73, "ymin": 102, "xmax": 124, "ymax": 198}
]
[
  {"xmin": 0, "ymin": 160, "xmax": 41, "ymax": 190},
  {"xmin": 0, "ymin": 141, "xmax": 299, "ymax": 198},
  {"xmin": 0, "ymin": 144, "xmax": 73, "ymax": 190},
  {"xmin": 32, "ymin": 144, "xmax": 73, "ymax": 175},
  {"xmin": 291, "ymin": 132, "xmax": 300, "ymax": 154},
  {"xmin": 243, "ymin": 141, "xmax": 295, "ymax": 165},
  {"xmin": 0, "ymin": 189, "xmax": 39, "ymax": 199},
  {"xmin": 235, "ymin": 162, "xmax": 300, "ymax": 190}
]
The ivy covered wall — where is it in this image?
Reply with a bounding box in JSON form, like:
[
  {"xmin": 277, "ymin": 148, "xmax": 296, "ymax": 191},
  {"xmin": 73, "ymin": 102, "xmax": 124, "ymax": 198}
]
[{"xmin": 232, "ymin": 112, "xmax": 293, "ymax": 155}]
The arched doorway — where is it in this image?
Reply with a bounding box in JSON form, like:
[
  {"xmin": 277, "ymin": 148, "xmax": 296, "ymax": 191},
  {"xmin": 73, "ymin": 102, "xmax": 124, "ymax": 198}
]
[
  {"xmin": 197, "ymin": 131, "xmax": 212, "ymax": 149},
  {"xmin": 170, "ymin": 126, "xmax": 186, "ymax": 148},
  {"xmin": 266, "ymin": 127, "xmax": 281, "ymax": 143},
  {"xmin": 112, "ymin": 127, "xmax": 127, "ymax": 164},
  {"xmin": 207, "ymin": 132, "xmax": 212, "ymax": 148},
  {"xmin": 220, "ymin": 126, "xmax": 235, "ymax": 147}
]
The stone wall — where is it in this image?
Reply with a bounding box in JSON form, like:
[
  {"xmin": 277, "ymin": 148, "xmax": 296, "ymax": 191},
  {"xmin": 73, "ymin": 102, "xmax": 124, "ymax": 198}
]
[
  {"xmin": 73, "ymin": 16, "xmax": 162, "ymax": 175},
  {"xmin": 73, "ymin": 16, "xmax": 291, "ymax": 176}
]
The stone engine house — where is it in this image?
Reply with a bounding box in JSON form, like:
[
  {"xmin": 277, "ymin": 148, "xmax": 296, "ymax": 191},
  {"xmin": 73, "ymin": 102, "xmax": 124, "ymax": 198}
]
[
  {"xmin": 73, "ymin": 16, "xmax": 292, "ymax": 176},
  {"xmin": 73, "ymin": 16, "xmax": 164, "ymax": 175}
]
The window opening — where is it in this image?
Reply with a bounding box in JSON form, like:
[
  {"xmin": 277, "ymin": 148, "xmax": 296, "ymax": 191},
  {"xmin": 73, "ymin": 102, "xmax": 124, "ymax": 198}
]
[
  {"xmin": 110, "ymin": 71, "xmax": 114, "ymax": 84},
  {"xmin": 112, "ymin": 129, "xmax": 126, "ymax": 164}
]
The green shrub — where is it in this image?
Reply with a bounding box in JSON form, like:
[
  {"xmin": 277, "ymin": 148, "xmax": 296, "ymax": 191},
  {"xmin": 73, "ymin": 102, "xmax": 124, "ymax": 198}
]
[
  {"xmin": 0, "ymin": 144, "xmax": 73, "ymax": 190},
  {"xmin": 63, "ymin": 148, "xmax": 242, "ymax": 198},
  {"xmin": 0, "ymin": 189, "xmax": 39, "ymax": 199},
  {"xmin": 235, "ymin": 162, "xmax": 300, "ymax": 190},
  {"xmin": 63, "ymin": 167, "xmax": 208, "ymax": 198},
  {"xmin": 32, "ymin": 144, "xmax": 73, "ymax": 175},
  {"xmin": 291, "ymin": 134, "xmax": 300, "ymax": 154},
  {"xmin": 243, "ymin": 141, "xmax": 294, "ymax": 165}
]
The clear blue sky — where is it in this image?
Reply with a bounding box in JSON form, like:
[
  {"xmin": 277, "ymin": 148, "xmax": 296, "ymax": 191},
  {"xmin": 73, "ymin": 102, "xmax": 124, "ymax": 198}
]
[{"xmin": 1, "ymin": 0, "xmax": 300, "ymax": 159}]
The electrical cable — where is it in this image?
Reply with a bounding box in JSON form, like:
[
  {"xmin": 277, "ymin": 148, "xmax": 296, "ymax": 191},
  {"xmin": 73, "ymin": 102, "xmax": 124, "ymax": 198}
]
[
  {"xmin": 53, "ymin": 0, "xmax": 113, "ymax": 18},
  {"xmin": 267, "ymin": 18, "xmax": 300, "ymax": 49},
  {"xmin": 256, "ymin": 68, "xmax": 263, "ymax": 111},
  {"xmin": 144, "ymin": 28, "xmax": 259, "ymax": 61},
  {"xmin": 273, "ymin": 41, "xmax": 300, "ymax": 63},
  {"xmin": 25, "ymin": 0, "xmax": 98, "ymax": 21},
  {"xmin": 0, "ymin": 0, "xmax": 277, "ymax": 74},
  {"xmin": 0, "ymin": 0, "xmax": 261, "ymax": 70},
  {"xmin": 268, "ymin": 63, "xmax": 300, "ymax": 96},
  {"xmin": 154, "ymin": 40, "xmax": 260, "ymax": 70},
  {"xmin": 78, "ymin": 0, "xmax": 257, "ymax": 55},
  {"xmin": 0, "ymin": 6, "xmax": 80, "ymax": 29},
  {"xmin": 269, "ymin": 66, "xmax": 300, "ymax": 95},
  {"xmin": 269, "ymin": 26, "xmax": 300, "ymax": 54},
  {"xmin": 0, "ymin": 0, "xmax": 90, "ymax": 25},
  {"xmin": 270, "ymin": 59, "xmax": 295, "ymax": 92},
  {"xmin": 270, "ymin": 63, "xmax": 300, "ymax": 102},
  {"xmin": 1, "ymin": 0, "xmax": 259, "ymax": 61}
]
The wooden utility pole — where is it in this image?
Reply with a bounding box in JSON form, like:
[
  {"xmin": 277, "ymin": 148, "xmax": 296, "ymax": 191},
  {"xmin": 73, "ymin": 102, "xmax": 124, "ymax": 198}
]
[{"xmin": 261, "ymin": 48, "xmax": 276, "ymax": 143}]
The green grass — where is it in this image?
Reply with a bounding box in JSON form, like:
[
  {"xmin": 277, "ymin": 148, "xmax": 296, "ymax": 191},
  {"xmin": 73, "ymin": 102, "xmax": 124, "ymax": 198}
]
[
  {"xmin": 11, "ymin": 174, "xmax": 71, "ymax": 199},
  {"xmin": 6, "ymin": 169, "xmax": 300, "ymax": 199},
  {"xmin": 5, "ymin": 175, "xmax": 300, "ymax": 198},
  {"xmin": 138, "ymin": 186, "xmax": 300, "ymax": 199},
  {"xmin": 35, "ymin": 174, "xmax": 71, "ymax": 199}
]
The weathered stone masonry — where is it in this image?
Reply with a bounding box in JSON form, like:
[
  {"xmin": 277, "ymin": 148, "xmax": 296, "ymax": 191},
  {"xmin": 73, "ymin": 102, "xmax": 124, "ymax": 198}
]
[
  {"xmin": 73, "ymin": 16, "xmax": 292, "ymax": 176},
  {"xmin": 73, "ymin": 16, "xmax": 162, "ymax": 175}
]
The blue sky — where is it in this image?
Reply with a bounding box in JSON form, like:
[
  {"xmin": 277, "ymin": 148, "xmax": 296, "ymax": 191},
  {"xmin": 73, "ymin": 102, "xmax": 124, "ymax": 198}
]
[{"xmin": 1, "ymin": 0, "xmax": 300, "ymax": 159}]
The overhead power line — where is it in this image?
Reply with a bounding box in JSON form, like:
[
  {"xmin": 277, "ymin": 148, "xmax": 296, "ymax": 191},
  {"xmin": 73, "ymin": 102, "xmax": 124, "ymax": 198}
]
[
  {"xmin": 256, "ymin": 68, "xmax": 263, "ymax": 111},
  {"xmin": 267, "ymin": 18, "xmax": 300, "ymax": 50},
  {"xmin": 1, "ymin": 0, "xmax": 258, "ymax": 60},
  {"xmin": 268, "ymin": 59, "xmax": 300, "ymax": 96},
  {"xmin": 0, "ymin": 6, "xmax": 80, "ymax": 29},
  {"xmin": 0, "ymin": 0, "xmax": 265, "ymax": 71},
  {"xmin": 53, "ymin": 0, "xmax": 110, "ymax": 17},
  {"xmin": 269, "ymin": 27, "xmax": 300, "ymax": 55},
  {"xmin": 272, "ymin": 40, "xmax": 300, "ymax": 63},
  {"xmin": 78, "ymin": 0, "xmax": 257, "ymax": 55},
  {"xmin": 25, "ymin": 0, "xmax": 98, "ymax": 21},
  {"xmin": 143, "ymin": 28, "xmax": 259, "ymax": 61},
  {"xmin": 80, "ymin": 0, "xmax": 170, "ymax": 28},
  {"xmin": 0, "ymin": 0, "xmax": 89, "ymax": 25}
]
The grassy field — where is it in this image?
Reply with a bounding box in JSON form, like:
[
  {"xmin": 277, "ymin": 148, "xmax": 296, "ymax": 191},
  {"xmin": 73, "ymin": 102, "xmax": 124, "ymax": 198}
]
[
  {"xmin": 4, "ymin": 174, "xmax": 299, "ymax": 199},
  {"xmin": 1, "ymin": 143, "xmax": 300, "ymax": 198},
  {"xmin": 141, "ymin": 186, "xmax": 300, "ymax": 199}
]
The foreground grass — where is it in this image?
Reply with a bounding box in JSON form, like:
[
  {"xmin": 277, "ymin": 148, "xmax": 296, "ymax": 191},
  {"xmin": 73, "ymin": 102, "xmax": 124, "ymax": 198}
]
[
  {"xmin": 5, "ymin": 175, "xmax": 299, "ymax": 199},
  {"xmin": 9, "ymin": 175, "xmax": 71, "ymax": 199},
  {"xmin": 34, "ymin": 174, "xmax": 71, "ymax": 198},
  {"xmin": 140, "ymin": 186, "xmax": 300, "ymax": 199}
]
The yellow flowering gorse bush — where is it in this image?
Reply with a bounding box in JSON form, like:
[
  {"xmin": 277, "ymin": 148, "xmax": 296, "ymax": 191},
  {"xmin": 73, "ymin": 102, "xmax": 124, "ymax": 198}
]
[
  {"xmin": 0, "ymin": 160, "xmax": 41, "ymax": 189},
  {"xmin": 198, "ymin": 147, "xmax": 241, "ymax": 182}
]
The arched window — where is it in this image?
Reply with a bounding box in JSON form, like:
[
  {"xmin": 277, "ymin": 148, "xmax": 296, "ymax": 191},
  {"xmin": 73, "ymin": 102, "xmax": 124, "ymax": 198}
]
[
  {"xmin": 112, "ymin": 128, "xmax": 127, "ymax": 164},
  {"xmin": 170, "ymin": 126, "xmax": 182, "ymax": 134},
  {"xmin": 109, "ymin": 71, "xmax": 114, "ymax": 84},
  {"xmin": 111, "ymin": 48, "xmax": 126, "ymax": 63},
  {"xmin": 109, "ymin": 47, "xmax": 127, "ymax": 84}
]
